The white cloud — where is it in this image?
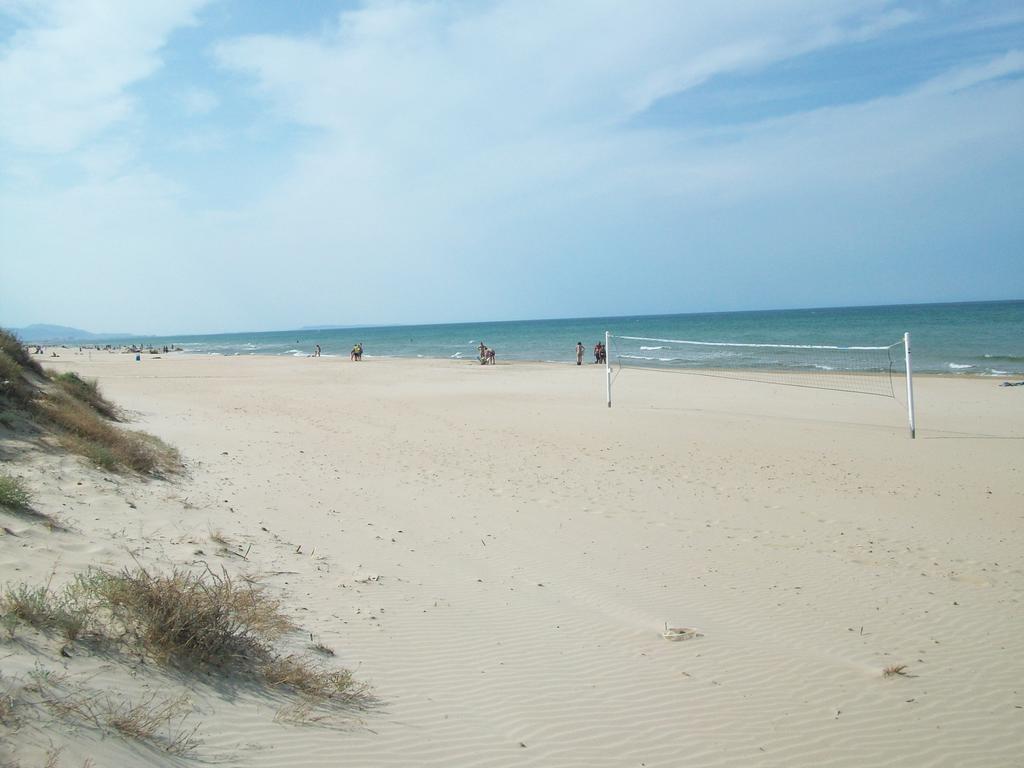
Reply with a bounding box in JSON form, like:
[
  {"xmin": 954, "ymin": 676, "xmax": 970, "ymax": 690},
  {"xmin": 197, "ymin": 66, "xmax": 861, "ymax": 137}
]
[
  {"xmin": 916, "ymin": 49, "xmax": 1024, "ymax": 96},
  {"xmin": 0, "ymin": 0, "xmax": 209, "ymax": 153},
  {"xmin": 2, "ymin": 1, "xmax": 1022, "ymax": 332}
]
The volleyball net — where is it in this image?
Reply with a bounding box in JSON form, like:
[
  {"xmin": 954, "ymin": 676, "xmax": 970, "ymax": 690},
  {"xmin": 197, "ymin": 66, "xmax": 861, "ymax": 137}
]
[{"xmin": 604, "ymin": 331, "xmax": 916, "ymax": 437}]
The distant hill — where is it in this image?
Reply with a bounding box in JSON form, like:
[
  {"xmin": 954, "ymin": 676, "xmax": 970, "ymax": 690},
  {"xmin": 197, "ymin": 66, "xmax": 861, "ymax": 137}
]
[{"xmin": 11, "ymin": 324, "xmax": 134, "ymax": 342}]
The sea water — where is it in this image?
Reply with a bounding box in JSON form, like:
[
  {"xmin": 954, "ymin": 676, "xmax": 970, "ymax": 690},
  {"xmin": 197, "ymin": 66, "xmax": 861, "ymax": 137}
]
[{"xmin": 90, "ymin": 300, "xmax": 1023, "ymax": 375}]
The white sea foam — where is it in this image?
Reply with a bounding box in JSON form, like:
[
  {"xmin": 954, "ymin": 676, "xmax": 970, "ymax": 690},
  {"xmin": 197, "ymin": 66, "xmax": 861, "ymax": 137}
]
[
  {"xmin": 812, "ymin": 364, "xmax": 835, "ymax": 370},
  {"xmin": 640, "ymin": 346, "xmax": 666, "ymax": 351},
  {"xmin": 947, "ymin": 363, "xmax": 973, "ymax": 370},
  {"xmin": 450, "ymin": 352, "xmax": 463, "ymax": 359}
]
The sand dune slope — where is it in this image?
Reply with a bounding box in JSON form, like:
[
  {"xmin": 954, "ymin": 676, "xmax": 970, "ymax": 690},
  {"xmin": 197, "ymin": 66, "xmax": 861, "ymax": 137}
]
[{"xmin": 4, "ymin": 353, "xmax": 1022, "ymax": 767}]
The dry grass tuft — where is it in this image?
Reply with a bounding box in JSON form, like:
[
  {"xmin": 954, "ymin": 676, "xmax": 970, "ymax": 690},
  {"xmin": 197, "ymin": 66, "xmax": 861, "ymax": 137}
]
[
  {"xmin": 83, "ymin": 566, "xmax": 293, "ymax": 667},
  {"xmin": 883, "ymin": 664, "xmax": 909, "ymax": 678},
  {"xmin": 0, "ymin": 329, "xmax": 44, "ymax": 378},
  {"xmin": 39, "ymin": 391, "xmax": 179, "ymax": 475},
  {"xmin": 5, "ymin": 566, "xmax": 371, "ymax": 736},
  {"xmin": 102, "ymin": 693, "xmax": 199, "ymax": 754},
  {"xmin": 311, "ymin": 640, "xmax": 336, "ymax": 656},
  {"xmin": 0, "ymin": 349, "xmax": 35, "ymax": 407},
  {"xmin": 51, "ymin": 372, "xmax": 119, "ymax": 420},
  {"xmin": 259, "ymin": 654, "xmax": 362, "ymax": 701},
  {"xmin": 0, "ymin": 327, "xmax": 180, "ymax": 475},
  {"xmin": 0, "ymin": 690, "xmax": 17, "ymax": 726},
  {"xmin": 43, "ymin": 686, "xmax": 199, "ymax": 756},
  {"xmin": 0, "ymin": 583, "xmax": 90, "ymax": 642}
]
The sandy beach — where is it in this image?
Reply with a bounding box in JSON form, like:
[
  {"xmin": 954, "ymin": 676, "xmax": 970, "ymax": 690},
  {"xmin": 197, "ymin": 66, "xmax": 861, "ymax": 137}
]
[{"xmin": 3, "ymin": 351, "xmax": 1023, "ymax": 767}]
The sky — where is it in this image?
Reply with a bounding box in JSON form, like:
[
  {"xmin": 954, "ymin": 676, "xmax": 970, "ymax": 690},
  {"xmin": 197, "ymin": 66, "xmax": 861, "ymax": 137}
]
[{"xmin": 1, "ymin": 0, "xmax": 1022, "ymax": 335}]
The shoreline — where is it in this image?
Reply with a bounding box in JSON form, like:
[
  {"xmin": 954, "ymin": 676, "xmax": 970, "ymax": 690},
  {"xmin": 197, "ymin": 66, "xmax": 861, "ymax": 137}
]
[{"xmin": 40, "ymin": 348, "xmax": 1023, "ymax": 380}]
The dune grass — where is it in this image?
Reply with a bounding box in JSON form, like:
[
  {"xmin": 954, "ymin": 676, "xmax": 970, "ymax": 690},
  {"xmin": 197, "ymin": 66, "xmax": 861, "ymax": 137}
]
[
  {"xmin": 0, "ymin": 329, "xmax": 44, "ymax": 378},
  {"xmin": 0, "ymin": 327, "xmax": 179, "ymax": 476},
  {"xmin": 39, "ymin": 685, "xmax": 199, "ymax": 756},
  {"xmin": 83, "ymin": 566, "xmax": 293, "ymax": 667},
  {"xmin": 0, "ymin": 349, "xmax": 35, "ymax": 407},
  {"xmin": 0, "ymin": 582, "xmax": 88, "ymax": 642},
  {"xmin": 38, "ymin": 390, "xmax": 178, "ymax": 475},
  {"xmin": 51, "ymin": 372, "xmax": 119, "ymax": 420},
  {"xmin": 1, "ymin": 566, "xmax": 367, "ymax": 706}
]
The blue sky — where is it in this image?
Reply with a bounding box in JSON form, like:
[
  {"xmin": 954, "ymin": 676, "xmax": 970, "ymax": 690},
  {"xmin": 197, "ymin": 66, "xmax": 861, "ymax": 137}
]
[{"xmin": 1, "ymin": 0, "xmax": 1022, "ymax": 335}]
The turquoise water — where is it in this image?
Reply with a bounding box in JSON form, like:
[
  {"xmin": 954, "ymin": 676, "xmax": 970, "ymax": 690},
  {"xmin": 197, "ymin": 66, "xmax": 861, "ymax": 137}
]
[{"xmin": 93, "ymin": 300, "xmax": 1022, "ymax": 375}]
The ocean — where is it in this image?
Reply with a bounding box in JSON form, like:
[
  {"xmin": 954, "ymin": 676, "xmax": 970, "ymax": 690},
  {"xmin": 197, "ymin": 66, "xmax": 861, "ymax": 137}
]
[{"xmin": 84, "ymin": 300, "xmax": 1023, "ymax": 376}]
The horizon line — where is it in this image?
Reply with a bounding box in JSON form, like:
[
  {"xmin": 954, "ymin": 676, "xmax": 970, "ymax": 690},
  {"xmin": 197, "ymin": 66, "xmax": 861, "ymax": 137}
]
[{"xmin": 9, "ymin": 296, "xmax": 1022, "ymax": 341}]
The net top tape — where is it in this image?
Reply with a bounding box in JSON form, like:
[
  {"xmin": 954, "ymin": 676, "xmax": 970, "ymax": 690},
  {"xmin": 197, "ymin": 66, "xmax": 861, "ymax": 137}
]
[{"xmin": 612, "ymin": 334, "xmax": 899, "ymax": 351}]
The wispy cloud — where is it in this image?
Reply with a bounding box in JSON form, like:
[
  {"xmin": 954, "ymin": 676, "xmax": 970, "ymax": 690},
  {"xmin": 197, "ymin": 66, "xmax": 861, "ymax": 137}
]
[
  {"xmin": 1, "ymin": 1, "xmax": 1021, "ymax": 332},
  {"xmin": 0, "ymin": 0, "xmax": 209, "ymax": 152}
]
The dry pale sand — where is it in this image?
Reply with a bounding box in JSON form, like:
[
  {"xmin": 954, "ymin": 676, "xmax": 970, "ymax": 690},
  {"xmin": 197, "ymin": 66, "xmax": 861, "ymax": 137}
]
[{"xmin": 3, "ymin": 351, "xmax": 1023, "ymax": 767}]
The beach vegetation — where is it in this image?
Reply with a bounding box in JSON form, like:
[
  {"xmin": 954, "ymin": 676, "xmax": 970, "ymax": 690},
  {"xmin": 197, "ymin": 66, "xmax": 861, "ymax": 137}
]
[
  {"xmin": 259, "ymin": 653, "xmax": 358, "ymax": 700},
  {"xmin": 0, "ymin": 326, "xmax": 180, "ymax": 476},
  {"xmin": 39, "ymin": 684, "xmax": 199, "ymax": 756},
  {"xmin": 0, "ymin": 473, "xmax": 31, "ymax": 510},
  {"xmin": 2, "ymin": 566, "xmax": 368, "ymax": 708},
  {"xmin": 0, "ymin": 582, "xmax": 89, "ymax": 642},
  {"xmin": 82, "ymin": 566, "xmax": 293, "ymax": 666},
  {"xmin": 51, "ymin": 371, "xmax": 119, "ymax": 420},
  {"xmin": 0, "ymin": 349, "xmax": 35, "ymax": 406},
  {"xmin": 103, "ymin": 693, "xmax": 199, "ymax": 755},
  {"xmin": 38, "ymin": 390, "xmax": 179, "ymax": 475},
  {"xmin": 882, "ymin": 664, "xmax": 909, "ymax": 678},
  {"xmin": 311, "ymin": 639, "xmax": 336, "ymax": 656},
  {"xmin": 0, "ymin": 329, "xmax": 44, "ymax": 378}
]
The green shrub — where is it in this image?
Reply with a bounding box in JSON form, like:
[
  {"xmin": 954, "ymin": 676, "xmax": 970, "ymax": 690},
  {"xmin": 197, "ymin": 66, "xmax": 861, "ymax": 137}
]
[{"xmin": 0, "ymin": 473, "xmax": 31, "ymax": 509}]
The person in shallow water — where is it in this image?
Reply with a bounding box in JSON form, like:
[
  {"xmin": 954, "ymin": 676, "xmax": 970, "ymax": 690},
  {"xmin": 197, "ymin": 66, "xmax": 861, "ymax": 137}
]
[{"xmin": 576, "ymin": 341, "xmax": 584, "ymax": 366}]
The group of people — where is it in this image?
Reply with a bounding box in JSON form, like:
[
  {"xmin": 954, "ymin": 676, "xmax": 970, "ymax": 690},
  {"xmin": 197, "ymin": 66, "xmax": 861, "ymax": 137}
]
[
  {"xmin": 309, "ymin": 339, "xmax": 608, "ymax": 365},
  {"xmin": 478, "ymin": 342, "xmax": 496, "ymax": 365},
  {"xmin": 577, "ymin": 341, "xmax": 606, "ymax": 365}
]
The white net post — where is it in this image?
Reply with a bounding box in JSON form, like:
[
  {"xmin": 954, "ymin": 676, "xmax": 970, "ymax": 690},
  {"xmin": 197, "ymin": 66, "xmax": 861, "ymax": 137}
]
[
  {"xmin": 904, "ymin": 331, "xmax": 916, "ymax": 439},
  {"xmin": 605, "ymin": 330, "xmax": 612, "ymax": 408}
]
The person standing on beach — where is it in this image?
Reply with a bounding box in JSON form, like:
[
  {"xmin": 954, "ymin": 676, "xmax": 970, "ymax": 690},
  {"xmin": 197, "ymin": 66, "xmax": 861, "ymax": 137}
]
[{"xmin": 576, "ymin": 342, "xmax": 584, "ymax": 366}]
